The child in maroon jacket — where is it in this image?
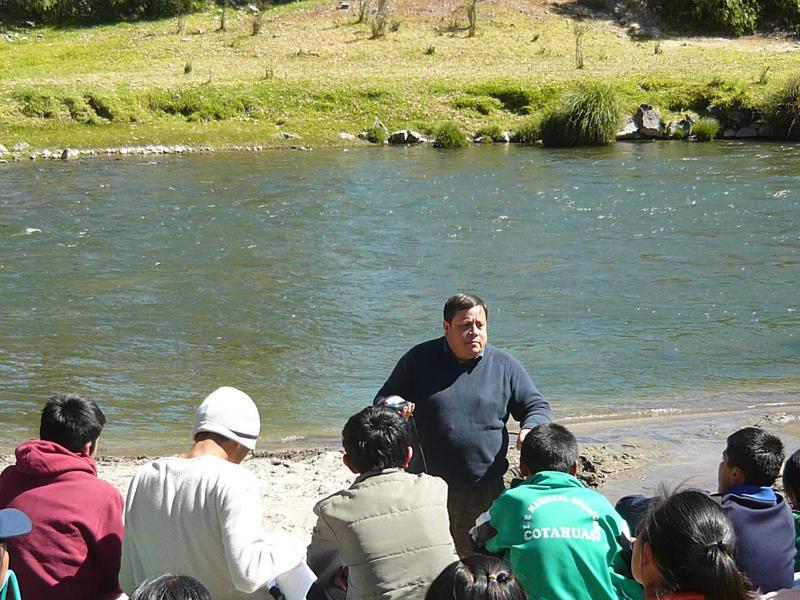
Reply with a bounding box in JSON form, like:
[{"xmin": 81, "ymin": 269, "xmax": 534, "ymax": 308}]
[{"xmin": 0, "ymin": 394, "xmax": 123, "ymax": 600}]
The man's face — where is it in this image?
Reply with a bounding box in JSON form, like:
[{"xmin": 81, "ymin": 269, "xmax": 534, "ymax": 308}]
[
  {"xmin": 443, "ymin": 305, "xmax": 488, "ymax": 361},
  {"xmin": 717, "ymin": 449, "xmax": 739, "ymax": 494}
]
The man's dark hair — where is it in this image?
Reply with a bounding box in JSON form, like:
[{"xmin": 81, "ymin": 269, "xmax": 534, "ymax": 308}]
[
  {"xmin": 39, "ymin": 393, "xmax": 106, "ymax": 453},
  {"xmin": 443, "ymin": 294, "xmax": 488, "ymax": 324},
  {"xmin": 520, "ymin": 423, "xmax": 579, "ymax": 475},
  {"xmin": 342, "ymin": 406, "xmax": 411, "ymax": 473},
  {"xmin": 725, "ymin": 427, "xmax": 784, "ymax": 487}
]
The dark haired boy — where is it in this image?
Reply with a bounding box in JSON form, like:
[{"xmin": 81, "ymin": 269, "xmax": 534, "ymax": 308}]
[
  {"xmin": 715, "ymin": 426, "xmax": 795, "ymax": 592},
  {"xmin": 476, "ymin": 423, "xmax": 641, "ymax": 600},
  {"xmin": 307, "ymin": 406, "xmax": 458, "ymax": 600},
  {"xmin": 0, "ymin": 393, "xmax": 124, "ymax": 600}
]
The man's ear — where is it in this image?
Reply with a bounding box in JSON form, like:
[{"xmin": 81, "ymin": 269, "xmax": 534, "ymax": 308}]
[
  {"xmin": 442, "ymin": 319, "xmax": 451, "ymax": 335},
  {"xmin": 569, "ymin": 459, "xmax": 579, "ymax": 476},
  {"xmin": 400, "ymin": 446, "xmax": 413, "ymax": 470},
  {"xmin": 343, "ymin": 454, "xmax": 359, "ymax": 474}
]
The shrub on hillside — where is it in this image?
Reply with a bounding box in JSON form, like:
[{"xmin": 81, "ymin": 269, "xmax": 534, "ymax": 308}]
[
  {"xmin": 0, "ymin": 0, "xmax": 197, "ymax": 22},
  {"xmin": 540, "ymin": 82, "xmax": 622, "ymax": 147},
  {"xmin": 765, "ymin": 75, "xmax": 800, "ymax": 140},
  {"xmin": 433, "ymin": 121, "xmax": 468, "ymax": 149},
  {"xmin": 692, "ymin": 117, "xmax": 720, "ymax": 141},
  {"xmin": 649, "ymin": 0, "xmax": 760, "ymax": 35}
]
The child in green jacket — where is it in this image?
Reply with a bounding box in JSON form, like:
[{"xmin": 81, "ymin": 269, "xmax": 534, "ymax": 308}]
[{"xmin": 474, "ymin": 424, "xmax": 642, "ymax": 600}]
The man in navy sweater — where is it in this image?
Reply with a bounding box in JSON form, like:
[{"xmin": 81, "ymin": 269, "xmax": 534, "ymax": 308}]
[{"xmin": 374, "ymin": 293, "xmax": 551, "ymax": 556}]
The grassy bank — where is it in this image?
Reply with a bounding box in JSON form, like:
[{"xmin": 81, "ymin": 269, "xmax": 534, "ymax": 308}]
[{"xmin": 2, "ymin": 0, "xmax": 799, "ymax": 150}]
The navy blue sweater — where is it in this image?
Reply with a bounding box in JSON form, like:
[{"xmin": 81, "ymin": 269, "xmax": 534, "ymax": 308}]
[
  {"xmin": 374, "ymin": 338, "xmax": 551, "ymax": 486},
  {"xmin": 720, "ymin": 488, "xmax": 796, "ymax": 593}
]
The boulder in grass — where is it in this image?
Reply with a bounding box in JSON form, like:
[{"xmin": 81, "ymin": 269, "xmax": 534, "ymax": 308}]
[
  {"xmin": 616, "ymin": 117, "xmax": 639, "ymax": 141},
  {"xmin": 736, "ymin": 127, "xmax": 757, "ymax": 138},
  {"xmin": 668, "ymin": 119, "xmax": 691, "ymax": 138},
  {"xmin": 338, "ymin": 132, "xmax": 356, "ymax": 141},
  {"xmin": 634, "ymin": 104, "xmax": 663, "ymax": 138},
  {"xmin": 12, "ymin": 142, "xmax": 29, "ymax": 152},
  {"xmin": 0, "ymin": 144, "xmax": 9, "ymax": 155},
  {"xmin": 61, "ymin": 148, "xmax": 80, "ymax": 160},
  {"xmin": 389, "ymin": 130, "xmax": 409, "ymax": 144},
  {"xmin": 407, "ymin": 130, "xmax": 425, "ymax": 143}
]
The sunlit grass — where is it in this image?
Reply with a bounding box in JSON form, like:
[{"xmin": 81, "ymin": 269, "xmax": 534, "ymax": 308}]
[{"xmin": 1, "ymin": 0, "xmax": 799, "ymax": 149}]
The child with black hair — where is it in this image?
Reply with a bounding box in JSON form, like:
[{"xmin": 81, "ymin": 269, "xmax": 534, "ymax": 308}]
[
  {"xmin": 474, "ymin": 423, "xmax": 641, "ymax": 600},
  {"xmin": 618, "ymin": 426, "xmax": 795, "ymax": 593},
  {"xmin": 781, "ymin": 448, "xmax": 800, "ymax": 573},
  {"xmin": 425, "ymin": 555, "xmax": 527, "ymax": 600},
  {"xmin": 632, "ymin": 489, "xmax": 754, "ymax": 600},
  {"xmin": 307, "ymin": 406, "xmax": 458, "ymax": 600}
]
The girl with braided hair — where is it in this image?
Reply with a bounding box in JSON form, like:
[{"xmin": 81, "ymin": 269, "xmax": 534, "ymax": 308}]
[{"xmin": 632, "ymin": 489, "xmax": 754, "ymax": 600}]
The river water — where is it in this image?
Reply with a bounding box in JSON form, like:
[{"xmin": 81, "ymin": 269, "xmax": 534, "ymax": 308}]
[{"xmin": 0, "ymin": 142, "xmax": 798, "ymax": 453}]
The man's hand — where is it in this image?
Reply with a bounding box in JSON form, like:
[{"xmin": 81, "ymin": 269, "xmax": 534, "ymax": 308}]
[
  {"xmin": 515, "ymin": 428, "xmax": 531, "ymax": 450},
  {"xmin": 384, "ymin": 396, "xmax": 415, "ymax": 418}
]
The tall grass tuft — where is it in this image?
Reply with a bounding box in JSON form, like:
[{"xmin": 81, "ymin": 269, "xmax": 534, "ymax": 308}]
[
  {"xmin": 766, "ymin": 75, "xmax": 800, "ymax": 140},
  {"xmin": 475, "ymin": 123, "xmax": 505, "ymax": 142},
  {"xmin": 366, "ymin": 119, "xmax": 387, "ymax": 143},
  {"xmin": 540, "ymin": 81, "xmax": 622, "ymax": 147},
  {"xmin": 512, "ymin": 115, "xmax": 542, "ymax": 145},
  {"xmin": 433, "ymin": 121, "xmax": 468, "ymax": 148},
  {"xmin": 692, "ymin": 117, "xmax": 720, "ymax": 141}
]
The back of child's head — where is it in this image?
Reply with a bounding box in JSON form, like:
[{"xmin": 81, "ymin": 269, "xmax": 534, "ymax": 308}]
[
  {"xmin": 129, "ymin": 574, "xmax": 211, "ymax": 600},
  {"xmin": 520, "ymin": 423, "xmax": 578, "ymax": 475},
  {"xmin": 783, "ymin": 448, "xmax": 800, "ymax": 508},
  {"xmin": 341, "ymin": 406, "xmax": 411, "ymax": 473},
  {"xmin": 725, "ymin": 427, "xmax": 784, "ymax": 487},
  {"xmin": 639, "ymin": 489, "xmax": 752, "ymax": 600},
  {"xmin": 39, "ymin": 393, "xmax": 106, "ymax": 453},
  {"xmin": 425, "ymin": 555, "xmax": 527, "ymax": 600}
]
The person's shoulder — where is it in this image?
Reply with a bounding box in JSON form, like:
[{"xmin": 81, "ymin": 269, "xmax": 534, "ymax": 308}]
[
  {"xmin": 405, "ymin": 337, "xmax": 446, "ymax": 358},
  {"xmin": 482, "ymin": 345, "xmax": 526, "ymax": 370}
]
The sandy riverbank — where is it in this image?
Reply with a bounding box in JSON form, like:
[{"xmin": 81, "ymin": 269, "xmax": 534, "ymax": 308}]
[{"xmin": 2, "ymin": 402, "xmax": 799, "ymax": 545}]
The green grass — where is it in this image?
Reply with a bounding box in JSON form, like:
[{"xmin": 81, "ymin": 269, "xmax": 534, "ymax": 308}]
[
  {"xmin": 512, "ymin": 115, "xmax": 542, "ymax": 145},
  {"xmin": 766, "ymin": 74, "xmax": 800, "ymax": 140},
  {"xmin": 1, "ymin": 0, "xmax": 800, "ymax": 150},
  {"xmin": 692, "ymin": 117, "xmax": 721, "ymax": 141},
  {"xmin": 433, "ymin": 120, "xmax": 467, "ymax": 149},
  {"xmin": 541, "ymin": 81, "xmax": 622, "ymax": 147}
]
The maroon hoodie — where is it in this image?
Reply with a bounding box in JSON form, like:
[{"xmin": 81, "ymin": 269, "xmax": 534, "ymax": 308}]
[{"xmin": 0, "ymin": 439, "xmax": 124, "ymax": 600}]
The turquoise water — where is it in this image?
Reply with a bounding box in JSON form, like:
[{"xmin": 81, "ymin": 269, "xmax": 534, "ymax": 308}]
[{"xmin": 1, "ymin": 142, "xmax": 798, "ymax": 453}]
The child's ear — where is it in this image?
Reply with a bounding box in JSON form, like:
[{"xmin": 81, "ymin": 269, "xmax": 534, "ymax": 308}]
[
  {"xmin": 400, "ymin": 446, "xmax": 413, "ymax": 469},
  {"xmin": 343, "ymin": 454, "xmax": 359, "ymax": 474},
  {"xmin": 520, "ymin": 462, "xmax": 531, "ymax": 478},
  {"xmin": 569, "ymin": 459, "xmax": 579, "ymax": 476}
]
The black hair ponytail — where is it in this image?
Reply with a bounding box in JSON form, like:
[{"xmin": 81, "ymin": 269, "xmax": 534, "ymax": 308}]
[{"xmin": 640, "ymin": 490, "xmax": 753, "ymax": 600}]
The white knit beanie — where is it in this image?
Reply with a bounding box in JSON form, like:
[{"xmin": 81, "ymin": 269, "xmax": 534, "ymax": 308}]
[{"xmin": 191, "ymin": 387, "xmax": 261, "ymax": 451}]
